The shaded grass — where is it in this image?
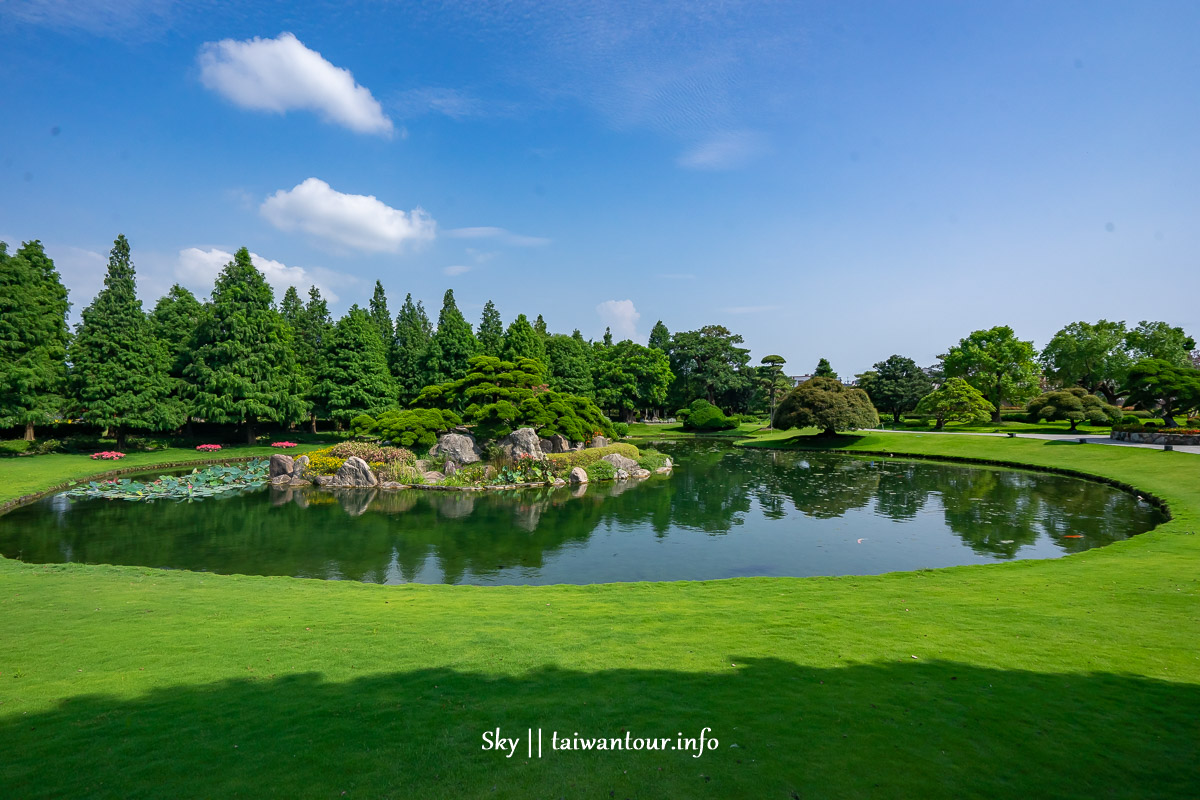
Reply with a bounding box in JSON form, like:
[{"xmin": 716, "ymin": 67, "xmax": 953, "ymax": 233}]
[{"xmin": 0, "ymin": 431, "xmax": 1198, "ymax": 797}]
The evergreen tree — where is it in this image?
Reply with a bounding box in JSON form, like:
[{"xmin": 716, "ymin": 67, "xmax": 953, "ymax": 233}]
[
  {"xmin": 503, "ymin": 313, "xmax": 547, "ymax": 363},
  {"xmin": 545, "ymin": 333, "xmax": 594, "ymax": 397},
  {"xmin": 648, "ymin": 320, "xmax": 670, "ymax": 351},
  {"xmin": 814, "ymin": 358, "xmax": 837, "ymax": 378},
  {"xmin": 422, "ymin": 289, "xmax": 478, "ymax": 386},
  {"xmin": 311, "ymin": 307, "xmax": 398, "ymax": 426},
  {"xmin": 593, "ymin": 340, "xmax": 673, "ymax": 422},
  {"xmin": 367, "ymin": 280, "xmax": 394, "ymax": 351},
  {"xmin": 149, "ymin": 284, "xmax": 202, "ymax": 427},
  {"xmin": 856, "ymin": 354, "xmax": 933, "ymax": 424},
  {"xmin": 393, "ymin": 293, "xmax": 433, "ymax": 404},
  {"xmin": 534, "ymin": 313, "xmax": 548, "ymax": 338},
  {"xmin": 185, "ymin": 247, "xmax": 305, "ymax": 443},
  {"xmin": 603, "ymin": 327, "xmax": 614, "ymax": 347},
  {"xmin": 68, "ymin": 235, "xmax": 174, "ymax": 449},
  {"xmin": 477, "ymin": 300, "xmax": 504, "ymax": 357},
  {"xmin": 290, "ymin": 286, "xmax": 334, "ymax": 432},
  {"xmin": 280, "ymin": 285, "xmax": 304, "ymax": 323},
  {"xmin": 759, "ymin": 355, "xmax": 788, "ymax": 425},
  {"xmin": 0, "ymin": 241, "xmax": 71, "ymax": 440}
]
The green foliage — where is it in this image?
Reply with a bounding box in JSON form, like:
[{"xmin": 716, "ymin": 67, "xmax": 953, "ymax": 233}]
[
  {"xmin": 1026, "ymin": 388, "xmax": 1120, "ymax": 430},
  {"xmin": 545, "ymin": 443, "xmax": 641, "ymax": 471},
  {"xmin": 941, "ymin": 326, "xmax": 1039, "ymax": 422},
  {"xmin": 612, "ymin": 422, "xmax": 630, "ymax": 437},
  {"xmin": 375, "ymin": 462, "xmax": 425, "ymax": 485},
  {"xmin": 1039, "ymin": 320, "xmax": 1130, "ymax": 401},
  {"xmin": 323, "ymin": 441, "xmax": 415, "ymax": 466},
  {"xmin": 545, "ymin": 332, "xmax": 594, "ymax": 397},
  {"xmin": 68, "ymin": 235, "xmax": 176, "ymax": 447},
  {"xmin": 914, "ymin": 377, "xmax": 995, "ymax": 429},
  {"xmin": 665, "ymin": 325, "xmax": 751, "ymax": 410},
  {"xmin": 392, "ymin": 294, "xmax": 433, "ymax": 404},
  {"xmin": 774, "ymin": 377, "xmax": 880, "ymax": 435},
  {"xmin": 287, "ymin": 286, "xmax": 333, "ymax": 418},
  {"xmin": 648, "ymin": 320, "xmax": 670, "ymax": 352},
  {"xmin": 857, "ymin": 355, "xmax": 933, "ymax": 424},
  {"xmin": 65, "ymin": 460, "xmax": 270, "ymax": 501},
  {"xmin": 491, "ymin": 456, "xmax": 554, "ymax": 486},
  {"xmin": 354, "ymin": 408, "xmax": 462, "ymax": 450},
  {"xmin": 814, "ymin": 358, "xmax": 837, "ymax": 378},
  {"xmin": 421, "ymin": 289, "xmax": 478, "ymax": 385},
  {"xmin": 477, "ymin": 300, "xmax": 504, "ymax": 357},
  {"xmin": 1122, "ymin": 359, "xmax": 1200, "ymax": 426},
  {"xmin": 636, "ymin": 449, "xmax": 670, "ymax": 471},
  {"xmin": 185, "ymin": 248, "xmax": 306, "ymax": 441},
  {"xmin": 0, "ymin": 240, "xmax": 71, "ymax": 439},
  {"xmin": 1125, "ymin": 320, "xmax": 1196, "ymax": 367},
  {"xmin": 367, "ymin": 280, "xmax": 393, "ymax": 352},
  {"xmin": 502, "ymin": 313, "xmax": 547, "ymax": 363},
  {"xmin": 593, "ymin": 340, "xmax": 673, "ymax": 421},
  {"xmin": 680, "ymin": 399, "xmax": 738, "ymax": 431},
  {"xmin": 585, "ymin": 460, "xmax": 616, "ymax": 481},
  {"xmin": 149, "ymin": 284, "xmax": 202, "ymax": 416},
  {"xmin": 310, "ymin": 307, "xmax": 397, "ymax": 425}
]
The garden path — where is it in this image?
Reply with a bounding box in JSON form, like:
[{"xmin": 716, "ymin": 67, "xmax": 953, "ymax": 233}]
[{"xmin": 867, "ymin": 429, "xmax": 1200, "ymax": 455}]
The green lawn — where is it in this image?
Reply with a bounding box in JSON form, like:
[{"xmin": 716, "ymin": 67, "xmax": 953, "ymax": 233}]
[{"xmin": 0, "ymin": 433, "xmax": 1197, "ymax": 798}]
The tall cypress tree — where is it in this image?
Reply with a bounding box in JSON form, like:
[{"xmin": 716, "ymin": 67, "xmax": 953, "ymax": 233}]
[
  {"xmin": 534, "ymin": 313, "xmax": 549, "ymax": 338},
  {"xmin": 503, "ymin": 313, "xmax": 547, "ymax": 364},
  {"xmin": 280, "ymin": 285, "xmax": 304, "ymax": 324},
  {"xmin": 603, "ymin": 327, "xmax": 614, "ymax": 347},
  {"xmin": 477, "ymin": 300, "xmax": 504, "ymax": 357},
  {"xmin": 393, "ymin": 293, "xmax": 432, "ymax": 404},
  {"xmin": 149, "ymin": 284, "xmax": 202, "ymax": 430},
  {"xmin": 0, "ymin": 241, "xmax": 71, "ymax": 440},
  {"xmin": 311, "ymin": 306, "xmax": 397, "ymax": 426},
  {"xmin": 69, "ymin": 234, "xmax": 174, "ymax": 449},
  {"xmin": 185, "ymin": 247, "xmax": 305, "ymax": 443},
  {"xmin": 367, "ymin": 280, "xmax": 394, "ymax": 351},
  {"xmin": 648, "ymin": 320, "xmax": 670, "ymax": 351},
  {"xmin": 292, "ymin": 286, "xmax": 334, "ymax": 432},
  {"xmin": 422, "ymin": 289, "xmax": 478, "ymax": 386}
]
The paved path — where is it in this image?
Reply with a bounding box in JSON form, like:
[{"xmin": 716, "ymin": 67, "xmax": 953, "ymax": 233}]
[{"xmin": 868, "ymin": 428, "xmax": 1200, "ymax": 455}]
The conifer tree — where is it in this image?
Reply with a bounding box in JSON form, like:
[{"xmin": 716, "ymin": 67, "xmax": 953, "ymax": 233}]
[
  {"xmin": 534, "ymin": 313, "xmax": 548, "ymax": 338},
  {"xmin": 393, "ymin": 293, "xmax": 433, "ymax": 404},
  {"xmin": 648, "ymin": 320, "xmax": 670, "ymax": 351},
  {"xmin": 68, "ymin": 235, "xmax": 174, "ymax": 449},
  {"xmin": 0, "ymin": 241, "xmax": 71, "ymax": 440},
  {"xmin": 545, "ymin": 333, "xmax": 594, "ymax": 397},
  {"xmin": 503, "ymin": 313, "xmax": 547, "ymax": 364},
  {"xmin": 280, "ymin": 285, "xmax": 304, "ymax": 324},
  {"xmin": 814, "ymin": 358, "xmax": 837, "ymax": 379},
  {"xmin": 422, "ymin": 289, "xmax": 477, "ymax": 386},
  {"xmin": 367, "ymin": 280, "xmax": 394, "ymax": 351},
  {"xmin": 185, "ymin": 248, "xmax": 305, "ymax": 443},
  {"xmin": 291, "ymin": 286, "xmax": 334, "ymax": 432},
  {"xmin": 149, "ymin": 284, "xmax": 202, "ymax": 428},
  {"xmin": 477, "ymin": 300, "xmax": 504, "ymax": 357},
  {"xmin": 311, "ymin": 306, "xmax": 397, "ymax": 426}
]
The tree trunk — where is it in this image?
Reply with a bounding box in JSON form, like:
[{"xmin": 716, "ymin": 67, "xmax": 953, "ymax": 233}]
[
  {"xmin": 185, "ymin": 418, "xmax": 194, "ymax": 439},
  {"xmin": 992, "ymin": 379, "xmax": 1003, "ymax": 423},
  {"xmin": 115, "ymin": 426, "xmax": 127, "ymax": 451},
  {"xmin": 893, "ymin": 410, "xmax": 902, "ymax": 424},
  {"xmin": 23, "ymin": 421, "xmax": 34, "ymax": 441},
  {"xmin": 1069, "ymin": 419, "xmax": 1079, "ymax": 432},
  {"xmin": 935, "ymin": 417, "xmax": 945, "ymax": 431},
  {"xmin": 310, "ymin": 413, "xmax": 318, "ymax": 435},
  {"xmin": 821, "ymin": 427, "xmax": 837, "ymax": 437},
  {"xmin": 245, "ymin": 421, "xmax": 256, "ymax": 445}
]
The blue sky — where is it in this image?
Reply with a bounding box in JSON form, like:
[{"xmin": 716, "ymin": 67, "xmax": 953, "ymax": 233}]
[{"xmin": 2, "ymin": 0, "xmax": 1197, "ymax": 376}]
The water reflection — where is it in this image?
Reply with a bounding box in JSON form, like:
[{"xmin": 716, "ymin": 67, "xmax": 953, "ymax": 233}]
[{"xmin": 0, "ymin": 442, "xmax": 1165, "ymax": 584}]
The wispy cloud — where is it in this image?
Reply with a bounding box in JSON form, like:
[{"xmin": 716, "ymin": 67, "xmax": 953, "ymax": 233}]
[
  {"xmin": 443, "ymin": 265, "xmax": 471, "ymax": 276},
  {"xmin": 177, "ymin": 247, "xmax": 349, "ymax": 303},
  {"xmin": 678, "ymin": 130, "xmax": 767, "ymax": 170},
  {"xmin": 3, "ymin": 0, "xmax": 176, "ymax": 39},
  {"xmin": 260, "ymin": 178, "xmax": 435, "ymax": 253},
  {"xmin": 446, "ymin": 226, "xmax": 550, "ymax": 247},
  {"xmin": 198, "ymin": 32, "xmax": 393, "ymax": 136},
  {"xmin": 393, "ymin": 87, "xmax": 487, "ymax": 120},
  {"xmin": 596, "ymin": 298, "xmax": 640, "ymax": 341}
]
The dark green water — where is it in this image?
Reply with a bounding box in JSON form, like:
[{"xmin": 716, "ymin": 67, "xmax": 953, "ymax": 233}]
[{"xmin": 0, "ymin": 442, "xmax": 1165, "ymax": 585}]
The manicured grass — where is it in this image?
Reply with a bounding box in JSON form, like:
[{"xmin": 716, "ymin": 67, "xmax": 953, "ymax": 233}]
[
  {"xmin": 626, "ymin": 420, "xmax": 770, "ymax": 439},
  {"xmin": 0, "ymin": 433, "xmax": 1197, "ymax": 797}
]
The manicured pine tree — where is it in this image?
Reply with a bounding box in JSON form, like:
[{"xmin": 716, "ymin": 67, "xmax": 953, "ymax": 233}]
[
  {"xmin": 0, "ymin": 241, "xmax": 71, "ymax": 440},
  {"xmin": 422, "ymin": 289, "xmax": 478, "ymax": 386},
  {"xmin": 503, "ymin": 313, "xmax": 547, "ymax": 364},
  {"xmin": 393, "ymin": 293, "xmax": 433, "ymax": 404},
  {"xmin": 68, "ymin": 234, "xmax": 175, "ymax": 449},
  {"xmin": 185, "ymin": 247, "xmax": 305, "ymax": 444},
  {"xmin": 648, "ymin": 320, "xmax": 670, "ymax": 351},
  {"xmin": 367, "ymin": 280, "xmax": 394, "ymax": 351},
  {"xmin": 149, "ymin": 284, "xmax": 203, "ymax": 430},
  {"xmin": 311, "ymin": 306, "xmax": 398, "ymax": 426},
  {"xmin": 478, "ymin": 300, "xmax": 504, "ymax": 357}
]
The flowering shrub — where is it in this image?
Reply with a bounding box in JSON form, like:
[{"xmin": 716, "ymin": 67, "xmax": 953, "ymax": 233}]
[
  {"xmin": 304, "ymin": 442, "xmax": 416, "ymax": 476},
  {"xmin": 271, "ymin": 441, "xmax": 298, "ymax": 448},
  {"xmin": 90, "ymin": 451, "xmax": 126, "ymax": 460},
  {"xmin": 195, "ymin": 444, "xmax": 222, "ymax": 452}
]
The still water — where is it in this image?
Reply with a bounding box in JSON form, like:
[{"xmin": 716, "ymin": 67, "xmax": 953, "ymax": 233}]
[{"xmin": 0, "ymin": 442, "xmax": 1164, "ymax": 585}]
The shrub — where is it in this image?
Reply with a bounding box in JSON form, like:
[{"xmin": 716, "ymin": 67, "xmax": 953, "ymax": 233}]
[
  {"xmin": 354, "ymin": 408, "xmax": 461, "ymax": 450},
  {"xmin": 775, "ymin": 378, "xmax": 880, "ymax": 434},
  {"xmin": 90, "ymin": 451, "xmax": 126, "ymax": 460},
  {"xmin": 545, "ymin": 443, "xmax": 641, "ymax": 472},
  {"xmin": 196, "ymin": 444, "xmax": 222, "ymax": 452},
  {"xmin": 28, "ymin": 438, "xmax": 62, "ymax": 455},
  {"xmin": 1000, "ymin": 412, "xmax": 1028, "ymax": 423},
  {"xmin": 586, "ymin": 460, "xmax": 616, "ymax": 481},
  {"xmin": 271, "ymin": 441, "xmax": 298, "ymax": 448},
  {"xmin": 375, "ymin": 462, "xmax": 426, "ymax": 484},
  {"xmin": 636, "ymin": 449, "xmax": 670, "ymax": 471},
  {"xmin": 324, "ymin": 441, "xmax": 415, "ymax": 466},
  {"xmin": 612, "ymin": 422, "xmax": 630, "ymax": 437},
  {"xmin": 1121, "ymin": 414, "xmax": 1142, "ymax": 425},
  {"xmin": 0, "ymin": 440, "xmax": 31, "ymax": 457},
  {"xmin": 680, "ymin": 399, "xmax": 738, "ymax": 431},
  {"xmin": 1025, "ymin": 388, "xmax": 1120, "ymax": 430},
  {"xmin": 438, "ymin": 463, "xmax": 489, "ymax": 487}
]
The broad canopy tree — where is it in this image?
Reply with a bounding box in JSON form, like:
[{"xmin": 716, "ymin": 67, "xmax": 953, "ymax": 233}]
[
  {"xmin": 914, "ymin": 377, "xmax": 994, "ymax": 430},
  {"xmin": 773, "ymin": 376, "xmax": 879, "ymax": 436},
  {"xmin": 857, "ymin": 354, "xmax": 933, "ymax": 424},
  {"xmin": 1125, "ymin": 321, "xmax": 1196, "ymax": 368},
  {"xmin": 592, "ymin": 340, "xmax": 673, "ymax": 422},
  {"xmin": 1039, "ymin": 320, "xmax": 1131, "ymax": 404},
  {"xmin": 666, "ymin": 325, "xmax": 751, "ymax": 409},
  {"xmin": 545, "ymin": 331, "xmax": 594, "ymax": 397},
  {"xmin": 1121, "ymin": 359, "xmax": 1200, "ymax": 427},
  {"xmin": 941, "ymin": 326, "xmax": 1039, "ymax": 422}
]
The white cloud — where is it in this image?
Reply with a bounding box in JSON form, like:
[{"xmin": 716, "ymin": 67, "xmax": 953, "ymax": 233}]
[
  {"xmin": 596, "ymin": 299, "xmax": 640, "ymax": 341},
  {"xmin": 443, "ymin": 265, "xmax": 471, "ymax": 276},
  {"xmin": 5, "ymin": 0, "xmax": 174, "ymax": 39},
  {"xmin": 446, "ymin": 226, "xmax": 551, "ymax": 247},
  {"xmin": 260, "ymin": 178, "xmax": 435, "ymax": 253},
  {"xmin": 677, "ymin": 130, "xmax": 767, "ymax": 170},
  {"xmin": 177, "ymin": 247, "xmax": 343, "ymax": 303},
  {"xmin": 198, "ymin": 32, "xmax": 393, "ymax": 136}
]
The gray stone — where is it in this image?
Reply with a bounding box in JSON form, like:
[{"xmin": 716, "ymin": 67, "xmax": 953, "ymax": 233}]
[
  {"xmin": 632, "ymin": 468, "xmax": 651, "ymax": 479},
  {"xmin": 269, "ymin": 453, "xmax": 294, "ymax": 480},
  {"xmin": 602, "ymin": 453, "xmax": 638, "ymax": 472},
  {"xmin": 443, "ymin": 461, "xmax": 458, "ymax": 477},
  {"xmin": 333, "ymin": 456, "xmax": 378, "ymax": 487},
  {"xmin": 497, "ymin": 427, "xmax": 544, "ymax": 460},
  {"xmin": 588, "ymin": 435, "xmax": 610, "ymax": 449},
  {"xmin": 288, "ymin": 477, "xmax": 310, "ymax": 487},
  {"xmin": 614, "ymin": 468, "xmax": 630, "ymax": 481},
  {"xmin": 655, "ymin": 466, "xmax": 672, "ymax": 475},
  {"xmin": 568, "ymin": 467, "xmax": 588, "ymax": 484},
  {"xmin": 423, "ymin": 470, "xmax": 445, "ymax": 483},
  {"xmin": 291, "ymin": 454, "xmax": 309, "ymax": 477},
  {"xmin": 379, "ymin": 481, "xmax": 405, "ymax": 489},
  {"xmin": 553, "ymin": 478, "xmax": 567, "ymax": 487},
  {"xmin": 431, "ymin": 432, "xmax": 482, "ymax": 464},
  {"xmin": 662, "ymin": 456, "xmax": 672, "ymax": 469},
  {"xmin": 539, "ymin": 438, "xmax": 555, "ymax": 454},
  {"xmin": 549, "ymin": 434, "xmax": 570, "ymax": 454}
]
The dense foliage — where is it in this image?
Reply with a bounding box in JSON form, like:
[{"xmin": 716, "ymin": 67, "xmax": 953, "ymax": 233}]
[
  {"xmin": 774, "ymin": 377, "xmax": 879, "ymax": 435},
  {"xmin": 1121, "ymin": 359, "xmax": 1200, "ymax": 427},
  {"xmin": 942, "ymin": 326, "xmax": 1039, "ymax": 422},
  {"xmin": 857, "ymin": 354, "xmax": 933, "ymax": 424},
  {"xmin": 310, "ymin": 307, "xmax": 397, "ymax": 425},
  {"xmin": 678, "ymin": 399, "xmax": 738, "ymax": 431},
  {"xmin": 350, "ymin": 408, "xmax": 462, "ymax": 449},
  {"xmin": 914, "ymin": 378, "xmax": 994, "ymax": 429},
  {"xmin": 66, "ymin": 460, "xmax": 270, "ymax": 501},
  {"xmin": 1025, "ymin": 388, "xmax": 1121, "ymax": 430}
]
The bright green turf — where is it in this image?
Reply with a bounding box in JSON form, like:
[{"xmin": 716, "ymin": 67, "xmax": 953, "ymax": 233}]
[{"xmin": 0, "ymin": 433, "xmax": 1197, "ymax": 798}]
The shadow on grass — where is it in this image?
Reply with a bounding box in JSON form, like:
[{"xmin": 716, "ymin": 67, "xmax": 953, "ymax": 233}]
[{"xmin": 2, "ymin": 658, "xmax": 1195, "ymax": 799}]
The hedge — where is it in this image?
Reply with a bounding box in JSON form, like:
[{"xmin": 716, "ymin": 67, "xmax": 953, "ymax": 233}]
[{"xmin": 546, "ymin": 443, "xmax": 640, "ymax": 472}]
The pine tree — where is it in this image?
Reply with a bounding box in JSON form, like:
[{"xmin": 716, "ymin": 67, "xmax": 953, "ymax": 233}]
[
  {"xmin": 478, "ymin": 300, "xmax": 504, "ymax": 357},
  {"xmin": 648, "ymin": 320, "xmax": 670, "ymax": 351},
  {"xmin": 393, "ymin": 293, "xmax": 433, "ymax": 404},
  {"xmin": 603, "ymin": 327, "xmax": 614, "ymax": 347},
  {"xmin": 280, "ymin": 285, "xmax": 304, "ymax": 324},
  {"xmin": 503, "ymin": 313, "xmax": 547, "ymax": 364},
  {"xmin": 68, "ymin": 235, "xmax": 174, "ymax": 449},
  {"xmin": 311, "ymin": 307, "xmax": 398, "ymax": 426},
  {"xmin": 422, "ymin": 289, "xmax": 478, "ymax": 386},
  {"xmin": 149, "ymin": 284, "xmax": 202, "ymax": 429},
  {"xmin": 0, "ymin": 241, "xmax": 71, "ymax": 440},
  {"xmin": 534, "ymin": 313, "xmax": 548, "ymax": 338},
  {"xmin": 185, "ymin": 247, "xmax": 305, "ymax": 443},
  {"xmin": 367, "ymin": 280, "xmax": 394, "ymax": 351},
  {"xmin": 814, "ymin": 358, "xmax": 837, "ymax": 379},
  {"xmin": 292, "ymin": 286, "xmax": 334, "ymax": 432}
]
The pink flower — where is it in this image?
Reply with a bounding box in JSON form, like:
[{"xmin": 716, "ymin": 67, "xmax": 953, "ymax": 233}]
[
  {"xmin": 270, "ymin": 441, "xmax": 298, "ymax": 448},
  {"xmin": 196, "ymin": 444, "xmax": 222, "ymax": 452}
]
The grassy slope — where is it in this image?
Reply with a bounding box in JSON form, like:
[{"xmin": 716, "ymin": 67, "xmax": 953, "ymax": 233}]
[{"xmin": 0, "ymin": 435, "xmax": 1197, "ymax": 798}]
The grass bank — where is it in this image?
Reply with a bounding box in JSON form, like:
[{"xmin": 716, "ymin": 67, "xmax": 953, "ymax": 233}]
[{"xmin": 0, "ymin": 433, "xmax": 1197, "ymax": 798}]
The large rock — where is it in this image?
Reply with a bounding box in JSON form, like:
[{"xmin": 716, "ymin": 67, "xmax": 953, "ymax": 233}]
[
  {"xmin": 602, "ymin": 453, "xmax": 639, "ymax": 473},
  {"xmin": 588, "ymin": 435, "xmax": 610, "ymax": 449},
  {"xmin": 423, "ymin": 470, "xmax": 445, "ymax": 483},
  {"xmin": 568, "ymin": 466, "xmax": 588, "ymax": 484},
  {"xmin": 632, "ymin": 468, "xmax": 651, "ymax": 479},
  {"xmin": 545, "ymin": 434, "xmax": 570, "ymax": 454},
  {"xmin": 614, "ymin": 468, "xmax": 630, "ymax": 481},
  {"xmin": 333, "ymin": 456, "xmax": 378, "ymax": 487},
  {"xmin": 539, "ymin": 438, "xmax": 555, "ymax": 454},
  {"xmin": 497, "ymin": 427, "xmax": 544, "ymax": 460},
  {"xmin": 292, "ymin": 454, "xmax": 310, "ymax": 476},
  {"xmin": 269, "ymin": 454, "xmax": 294, "ymax": 484},
  {"xmin": 431, "ymin": 432, "xmax": 482, "ymax": 464}
]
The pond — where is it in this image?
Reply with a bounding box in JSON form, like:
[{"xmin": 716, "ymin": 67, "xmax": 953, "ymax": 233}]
[{"xmin": 0, "ymin": 442, "xmax": 1165, "ymax": 585}]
